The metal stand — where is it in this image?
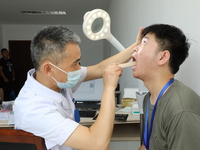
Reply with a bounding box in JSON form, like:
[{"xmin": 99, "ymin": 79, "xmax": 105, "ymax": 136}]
[{"xmin": 140, "ymin": 114, "xmax": 144, "ymax": 145}]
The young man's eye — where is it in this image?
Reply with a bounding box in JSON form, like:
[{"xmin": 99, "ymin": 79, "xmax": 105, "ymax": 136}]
[{"xmin": 142, "ymin": 40, "xmax": 147, "ymax": 44}]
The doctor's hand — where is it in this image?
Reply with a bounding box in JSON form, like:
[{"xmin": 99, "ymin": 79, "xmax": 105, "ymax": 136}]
[
  {"xmin": 135, "ymin": 27, "xmax": 144, "ymax": 46},
  {"xmin": 103, "ymin": 63, "xmax": 122, "ymax": 90},
  {"xmin": 125, "ymin": 27, "xmax": 143, "ymax": 55}
]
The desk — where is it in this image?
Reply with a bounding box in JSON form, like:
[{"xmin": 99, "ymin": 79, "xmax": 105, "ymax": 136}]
[
  {"xmin": 80, "ymin": 108, "xmax": 140, "ymax": 141},
  {"xmin": 0, "ymin": 108, "xmax": 141, "ymax": 141}
]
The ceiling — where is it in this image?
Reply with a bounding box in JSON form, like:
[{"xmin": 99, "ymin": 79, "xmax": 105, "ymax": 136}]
[{"xmin": 0, "ymin": 0, "xmax": 111, "ymax": 25}]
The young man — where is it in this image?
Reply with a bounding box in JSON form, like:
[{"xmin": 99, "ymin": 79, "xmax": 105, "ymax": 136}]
[
  {"xmin": 134, "ymin": 24, "xmax": 200, "ymax": 150},
  {"xmin": 14, "ymin": 25, "xmax": 143, "ymax": 150}
]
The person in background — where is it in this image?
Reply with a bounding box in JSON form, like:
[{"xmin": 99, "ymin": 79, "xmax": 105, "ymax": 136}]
[
  {"xmin": 14, "ymin": 25, "xmax": 143, "ymax": 150},
  {"xmin": 133, "ymin": 24, "xmax": 200, "ymax": 150},
  {"xmin": 0, "ymin": 87, "xmax": 3, "ymax": 105},
  {"xmin": 0, "ymin": 48, "xmax": 15, "ymax": 101}
]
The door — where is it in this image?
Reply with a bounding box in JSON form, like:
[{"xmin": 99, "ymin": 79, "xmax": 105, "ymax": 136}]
[{"xmin": 9, "ymin": 40, "xmax": 33, "ymax": 97}]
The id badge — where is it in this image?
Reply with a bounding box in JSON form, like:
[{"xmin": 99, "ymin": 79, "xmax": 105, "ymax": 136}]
[{"xmin": 74, "ymin": 108, "xmax": 80, "ymax": 123}]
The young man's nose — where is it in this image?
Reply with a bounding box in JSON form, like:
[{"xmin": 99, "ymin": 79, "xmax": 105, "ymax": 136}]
[{"xmin": 134, "ymin": 44, "xmax": 141, "ymax": 52}]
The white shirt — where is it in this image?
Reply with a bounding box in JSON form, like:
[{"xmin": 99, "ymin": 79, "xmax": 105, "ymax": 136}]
[{"xmin": 14, "ymin": 67, "xmax": 87, "ymax": 150}]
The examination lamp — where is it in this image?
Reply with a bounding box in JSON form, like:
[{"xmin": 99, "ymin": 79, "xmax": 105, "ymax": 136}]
[{"xmin": 83, "ymin": 9, "xmax": 125, "ymax": 52}]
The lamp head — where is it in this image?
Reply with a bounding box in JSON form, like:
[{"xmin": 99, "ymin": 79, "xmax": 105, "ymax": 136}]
[
  {"xmin": 83, "ymin": 9, "xmax": 125, "ymax": 52},
  {"xmin": 83, "ymin": 9, "xmax": 112, "ymax": 41}
]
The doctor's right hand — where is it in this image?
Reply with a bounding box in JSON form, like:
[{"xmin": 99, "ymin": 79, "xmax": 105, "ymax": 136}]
[{"xmin": 103, "ymin": 63, "xmax": 122, "ymax": 90}]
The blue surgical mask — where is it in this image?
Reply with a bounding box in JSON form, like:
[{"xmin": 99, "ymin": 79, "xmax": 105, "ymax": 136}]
[{"xmin": 49, "ymin": 62, "xmax": 81, "ymax": 89}]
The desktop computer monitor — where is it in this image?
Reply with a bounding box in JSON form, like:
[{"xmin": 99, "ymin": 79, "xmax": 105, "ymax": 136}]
[{"xmin": 73, "ymin": 78, "xmax": 103, "ymax": 109}]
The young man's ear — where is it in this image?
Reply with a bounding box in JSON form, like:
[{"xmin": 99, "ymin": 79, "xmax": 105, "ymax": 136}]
[{"xmin": 157, "ymin": 50, "xmax": 170, "ymax": 65}]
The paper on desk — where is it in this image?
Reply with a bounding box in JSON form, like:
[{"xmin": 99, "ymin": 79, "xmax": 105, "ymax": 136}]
[
  {"xmin": 118, "ymin": 107, "xmax": 132, "ymax": 112},
  {"xmin": 8, "ymin": 114, "xmax": 15, "ymax": 125},
  {"xmin": 0, "ymin": 112, "xmax": 9, "ymax": 120}
]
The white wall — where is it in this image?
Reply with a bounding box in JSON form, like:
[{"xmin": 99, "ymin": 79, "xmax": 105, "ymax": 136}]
[
  {"xmin": 108, "ymin": 0, "xmax": 200, "ymax": 96},
  {"xmin": 2, "ymin": 1, "xmax": 199, "ymax": 98},
  {"xmin": 2, "ymin": 24, "xmax": 103, "ymax": 66}
]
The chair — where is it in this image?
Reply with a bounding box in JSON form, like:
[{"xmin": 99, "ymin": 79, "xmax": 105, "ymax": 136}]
[{"xmin": 0, "ymin": 128, "xmax": 47, "ymax": 150}]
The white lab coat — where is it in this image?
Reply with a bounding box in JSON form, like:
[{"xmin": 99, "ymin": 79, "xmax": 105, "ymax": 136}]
[{"xmin": 14, "ymin": 67, "xmax": 87, "ymax": 150}]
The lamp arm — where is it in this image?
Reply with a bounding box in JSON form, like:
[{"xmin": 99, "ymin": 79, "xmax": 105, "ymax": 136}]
[{"xmin": 107, "ymin": 34, "xmax": 125, "ymax": 52}]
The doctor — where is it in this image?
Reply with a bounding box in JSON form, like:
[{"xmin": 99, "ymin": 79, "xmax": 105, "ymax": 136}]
[{"xmin": 14, "ymin": 25, "xmax": 143, "ymax": 150}]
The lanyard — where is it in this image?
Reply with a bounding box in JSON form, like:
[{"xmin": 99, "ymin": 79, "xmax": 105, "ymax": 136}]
[{"xmin": 143, "ymin": 78, "xmax": 174, "ymax": 150}]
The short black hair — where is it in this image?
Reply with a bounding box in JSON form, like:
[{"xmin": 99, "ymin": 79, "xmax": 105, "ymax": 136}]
[
  {"xmin": 1, "ymin": 48, "xmax": 8, "ymax": 53},
  {"xmin": 142, "ymin": 24, "xmax": 190, "ymax": 74}
]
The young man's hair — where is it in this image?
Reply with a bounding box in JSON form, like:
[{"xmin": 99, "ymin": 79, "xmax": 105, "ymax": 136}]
[
  {"xmin": 30, "ymin": 25, "xmax": 81, "ymax": 70},
  {"xmin": 142, "ymin": 24, "xmax": 190, "ymax": 74}
]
